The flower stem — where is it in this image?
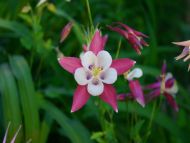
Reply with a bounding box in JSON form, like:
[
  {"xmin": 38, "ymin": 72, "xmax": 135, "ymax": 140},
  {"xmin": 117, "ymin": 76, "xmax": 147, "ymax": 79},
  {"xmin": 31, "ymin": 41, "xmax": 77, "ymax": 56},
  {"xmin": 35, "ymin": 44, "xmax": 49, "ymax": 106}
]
[
  {"xmin": 85, "ymin": 0, "xmax": 94, "ymax": 29},
  {"xmin": 97, "ymin": 101, "xmax": 118, "ymax": 143},
  {"xmin": 144, "ymin": 101, "xmax": 157, "ymax": 142},
  {"xmin": 115, "ymin": 38, "xmax": 122, "ymax": 59}
]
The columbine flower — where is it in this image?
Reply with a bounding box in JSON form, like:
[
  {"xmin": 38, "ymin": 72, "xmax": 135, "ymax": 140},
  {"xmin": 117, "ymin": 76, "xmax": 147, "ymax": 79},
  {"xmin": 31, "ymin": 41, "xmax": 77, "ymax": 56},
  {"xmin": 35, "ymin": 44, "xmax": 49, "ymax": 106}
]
[
  {"xmin": 119, "ymin": 68, "xmax": 145, "ymax": 107},
  {"xmin": 3, "ymin": 122, "xmax": 22, "ymax": 143},
  {"xmin": 107, "ymin": 22, "xmax": 148, "ymax": 55},
  {"xmin": 60, "ymin": 22, "xmax": 73, "ymax": 43},
  {"xmin": 146, "ymin": 63, "xmax": 179, "ymax": 111},
  {"xmin": 58, "ymin": 29, "xmax": 136, "ymax": 112},
  {"xmin": 173, "ymin": 40, "xmax": 190, "ymax": 71}
]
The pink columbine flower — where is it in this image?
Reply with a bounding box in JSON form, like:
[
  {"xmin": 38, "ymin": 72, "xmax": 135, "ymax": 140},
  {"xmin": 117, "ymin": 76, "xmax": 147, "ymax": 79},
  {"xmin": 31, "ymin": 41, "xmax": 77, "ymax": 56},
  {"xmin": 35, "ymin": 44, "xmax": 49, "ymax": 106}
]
[
  {"xmin": 3, "ymin": 122, "xmax": 22, "ymax": 143},
  {"xmin": 119, "ymin": 68, "xmax": 145, "ymax": 107},
  {"xmin": 107, "ymin": 22, "xmax": 148, "ymax": 55},
  {"xmin": 173, "ymin": 40, "xmax": 190, "ymax": 71},
  {"xmin": 146, "ymin": 63, "xmax": 179, "ymax": 111},
  {"xmin": 60, "ymin": 22, "xmax": 73, "ymax": 43},
  {"xmin": 58, "ymin": 29, "xmax": 136, "ymax": 112}
]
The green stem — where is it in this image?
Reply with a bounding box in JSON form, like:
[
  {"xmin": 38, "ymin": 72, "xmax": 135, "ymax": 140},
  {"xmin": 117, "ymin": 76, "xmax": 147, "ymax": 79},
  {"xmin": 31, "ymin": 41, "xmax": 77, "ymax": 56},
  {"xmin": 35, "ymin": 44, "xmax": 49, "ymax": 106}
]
[
  {"xmin": 97, "ymin": 101, "xmax": 118, "ymax": 143},
  {"xmin": 85, "ymin": 0, "xmax": 94, "ymax": 29},
  {"xmin": 144, "ymin": 101, "xmax": 157, "ymax": 142},
  {"xmin": 115, "ymin": 39, "xmax": 122, "ymax": 59},
  {"xmin": 148, "ymin": 102, "xmax": 157, "ymax": 128}
]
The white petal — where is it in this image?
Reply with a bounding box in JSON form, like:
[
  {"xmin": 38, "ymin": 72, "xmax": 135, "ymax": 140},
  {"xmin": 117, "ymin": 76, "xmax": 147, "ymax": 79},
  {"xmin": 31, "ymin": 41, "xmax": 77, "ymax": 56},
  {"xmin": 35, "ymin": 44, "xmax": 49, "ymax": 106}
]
[
  {"xmin": 81, "ymin": 51, "xmax": 97, "ymax": 70},
  {"xmin": 101, "ymin": 68, "xmax": 117, "ymax": 84},
  {"xmin": 87, "ymin": 79, "xmax": 104, "ymax": 96},
  {"xmin": 166, "ymin": 82, "xmax": 178, "ymax": 96},
  {"xmin": 79, "ymin": 52, "xmax": 84, "ymax": 59},
  {"xmin": 165, "ymin": 73, "xmax": 173, "ymax": 81},
  {"xmin": 97, "ymin": 50, "xmax": 112, "ymax": 70},
  {"xmin": 74, "ymin": 68, "xmax": 91, "ymax": 85},
  {"xmin": 126, "ymin": 68, "xmax": 143, "ymax": 80}
]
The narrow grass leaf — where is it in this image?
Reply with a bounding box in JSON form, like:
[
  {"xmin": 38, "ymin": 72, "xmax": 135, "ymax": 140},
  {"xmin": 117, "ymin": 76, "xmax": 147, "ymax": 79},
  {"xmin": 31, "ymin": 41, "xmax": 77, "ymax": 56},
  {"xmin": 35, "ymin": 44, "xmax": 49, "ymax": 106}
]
[
  {"xmin": 39, "ymin": 99, "xmax": 93, "ymax": 143},
  {"xmin": 9, "ymin": 56, "xmax": 40, "ymax": 142},
  {"xmin": 0, "ymin": 64, "xmax": 22, "ymax": 143}
]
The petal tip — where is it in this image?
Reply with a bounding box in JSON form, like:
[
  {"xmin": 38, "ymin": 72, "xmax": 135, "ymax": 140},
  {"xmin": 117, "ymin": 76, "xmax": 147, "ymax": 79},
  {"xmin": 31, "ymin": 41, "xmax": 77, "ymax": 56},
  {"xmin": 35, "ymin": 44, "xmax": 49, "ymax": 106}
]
[
  {"xmin": 115, "ymin": 108, "xmax": 118, "ymax": 113},
  {"xmin": 172, "ymin": 42, "xmax": 177, "ymax": 45},
  {"xmin": 141, "ymin": 103, "xmax": 145, "ymax": 108},
  {"xmin": 136, "ymin": 99, "xmax": 145, "ymax": 107}
]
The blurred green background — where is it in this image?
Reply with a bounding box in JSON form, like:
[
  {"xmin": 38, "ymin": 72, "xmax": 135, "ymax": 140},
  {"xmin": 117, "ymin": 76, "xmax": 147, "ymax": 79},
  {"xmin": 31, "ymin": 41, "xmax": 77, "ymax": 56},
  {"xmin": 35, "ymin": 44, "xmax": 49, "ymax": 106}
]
[{"xmin": 0, "ymin": 0, "xmax": 190, "ymax": 143}]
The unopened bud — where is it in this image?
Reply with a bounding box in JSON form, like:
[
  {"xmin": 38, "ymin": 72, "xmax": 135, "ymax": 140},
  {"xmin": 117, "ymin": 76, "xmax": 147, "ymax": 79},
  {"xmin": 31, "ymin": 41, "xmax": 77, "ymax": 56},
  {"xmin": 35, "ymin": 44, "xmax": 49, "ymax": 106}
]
[{"xmin": 60, "ymin": 22, "xmax": 73, "ymax": 43}]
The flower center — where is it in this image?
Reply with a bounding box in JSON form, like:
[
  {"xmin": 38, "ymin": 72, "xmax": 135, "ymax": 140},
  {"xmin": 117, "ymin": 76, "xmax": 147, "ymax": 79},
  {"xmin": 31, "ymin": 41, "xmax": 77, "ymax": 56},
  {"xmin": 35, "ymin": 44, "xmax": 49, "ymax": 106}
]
[
  {"xmin": 92, "ymin": 67, "xmax": 102, "ymax": 77},
  {"xmin": 123, "ymin": 70, "xmax": 130, "ymax": 79}
]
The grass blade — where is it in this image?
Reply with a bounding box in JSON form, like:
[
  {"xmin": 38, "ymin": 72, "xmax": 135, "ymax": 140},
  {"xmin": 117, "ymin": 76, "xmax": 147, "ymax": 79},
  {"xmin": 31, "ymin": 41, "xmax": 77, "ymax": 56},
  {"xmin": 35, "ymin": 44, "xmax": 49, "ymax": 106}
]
[
  {"xmin": 0, "ymin": 64, "xmax": 23, "ymax": 143},
  {"xmin": 39, "ymin": 99, "xmax": 93, "ymax": 143},
  {"xmin": 9, "ymin": 56, "xmax": 40, "ymax": 142}
]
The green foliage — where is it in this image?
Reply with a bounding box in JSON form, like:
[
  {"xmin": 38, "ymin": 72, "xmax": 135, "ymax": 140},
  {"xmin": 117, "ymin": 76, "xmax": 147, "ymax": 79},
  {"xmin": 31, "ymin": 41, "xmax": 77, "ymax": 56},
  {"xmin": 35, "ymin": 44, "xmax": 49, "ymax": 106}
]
[
  {"xmin": 0, "ymin": 64, "xmax": 22, "ymax": 143},
  {"xmin": 9, "ymin": 56, "xmax": 40, "ymax": 142},
  {"xmin": 0, "ymin": 0, "xmax": 190, "ymax": 143},
  {"xmin": 39, "ymin": 99, "xmax": 93, "ymax": 143}
]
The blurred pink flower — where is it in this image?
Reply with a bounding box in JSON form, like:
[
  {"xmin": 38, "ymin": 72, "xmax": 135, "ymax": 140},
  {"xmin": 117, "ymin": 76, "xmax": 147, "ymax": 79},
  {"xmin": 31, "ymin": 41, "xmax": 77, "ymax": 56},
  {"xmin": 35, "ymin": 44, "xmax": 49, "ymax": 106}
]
[
  {"xmin": 118, "ymin": 68, "xmax": 145, "ymax": 107},
  {"xmin": 107, "ymin": 22, "xmax": 148, "ymax": 55},
  {"xmin": 60, "ymin": 22, "xmax": 73, "ymax": 43},
  {"xmin": 3, "ymin": 122, "xmax": 22, "ymax": 143},
  {"xmin": 58, "ymin": 29, "xmax": 136, "ymax": 112},
  {"xmin": 173, "ymin": 40, "xmax": 190, "ymax": 71},
  {"xmin": 145, "ymin": 63, "xmax": 179, "ymax": 111}
]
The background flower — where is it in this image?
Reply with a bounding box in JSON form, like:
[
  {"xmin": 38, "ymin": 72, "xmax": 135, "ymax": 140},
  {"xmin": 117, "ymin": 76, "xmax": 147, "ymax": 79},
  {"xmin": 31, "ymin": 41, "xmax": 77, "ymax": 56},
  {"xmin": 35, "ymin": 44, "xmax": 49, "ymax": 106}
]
[
  {"xmin": 107, "ymin": 22, "xmax": 148, "ymax": 55},
  {"xmin": 173, "ymin": 40, "xmax": 190, "ymax": 71},
  {"xmin": 122, "ymin": 68, "xmax": 145, "ymax": 107},
  {"xmin": 145, "ymin": 63, "xmax": 179, "ymax": 111}
]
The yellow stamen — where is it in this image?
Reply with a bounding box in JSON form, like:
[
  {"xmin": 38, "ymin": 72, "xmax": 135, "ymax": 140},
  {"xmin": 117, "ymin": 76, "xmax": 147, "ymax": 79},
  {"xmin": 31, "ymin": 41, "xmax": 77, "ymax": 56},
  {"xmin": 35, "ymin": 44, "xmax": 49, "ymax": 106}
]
[
  {"xmin": 92, "ymin": 67, "xmax": 102, "ymax": 77},
  {"xmin": 123, "ymin": 70, "xmax": 130, "ymax": 79}
]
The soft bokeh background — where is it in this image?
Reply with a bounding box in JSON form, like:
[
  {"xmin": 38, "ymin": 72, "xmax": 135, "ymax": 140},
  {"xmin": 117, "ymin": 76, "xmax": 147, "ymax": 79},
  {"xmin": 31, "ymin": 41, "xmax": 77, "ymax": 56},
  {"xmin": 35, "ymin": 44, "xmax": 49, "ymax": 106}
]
[{"xmin": 0, "ymin": 0, "xmax": 190, "ymax": 143}]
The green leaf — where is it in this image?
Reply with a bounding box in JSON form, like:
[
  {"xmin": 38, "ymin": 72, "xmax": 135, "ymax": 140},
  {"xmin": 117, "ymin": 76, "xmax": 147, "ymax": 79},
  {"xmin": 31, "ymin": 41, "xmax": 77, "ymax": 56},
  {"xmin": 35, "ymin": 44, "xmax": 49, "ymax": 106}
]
[
  {"xmin": 9, "ymin": 56, "xmax": 40, "ymax": 142},
  {"xmin": 130, "ymin": 120, "xmax": 145, "ymax": 143},
  {"xmin": 119, "ymin": 102, "xmax": 180, "ymax": 136},
  {"xmin": 0, "ymin": 18, "xmax": 32, "ymax": 50},
  {"xmin": 0, "ymin": 64, "xmax": 23, "ymax": 143},
  {"xmin": 39, "ymin": 99, "xmax": 94, "ymax": 143},
  {"xmin": 138, "ymin": 65, "xmax": 160, "ymax": 77},
  {"xmin": 0, "ymin": 18, "xmax": 30, "ymax": 37},
  {"xmin": 91, "ymin": 131, "xmax": 105, "ymax": 140},
  {"xmin": 39, "ymin": 114, "xmax": 53, "ymax": 143}
]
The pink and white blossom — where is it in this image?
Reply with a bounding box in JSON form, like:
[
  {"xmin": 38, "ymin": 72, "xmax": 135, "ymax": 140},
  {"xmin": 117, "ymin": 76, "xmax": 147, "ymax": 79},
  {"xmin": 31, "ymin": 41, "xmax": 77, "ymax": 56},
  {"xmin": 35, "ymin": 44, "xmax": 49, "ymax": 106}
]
[
  {"xmin": 117, "ymin": 68, "xmax": 145, "ymax": 107},
  {"xmin": 173, "ymin": 40, "xmax": 190, "ymax": 71},
  {"xmin": 58, "ymin": 29, "xmax": 136, "ymax": 112},
  {"xmin": 146, "ymin": 63, "xmax": 179, "ymax": 111}
]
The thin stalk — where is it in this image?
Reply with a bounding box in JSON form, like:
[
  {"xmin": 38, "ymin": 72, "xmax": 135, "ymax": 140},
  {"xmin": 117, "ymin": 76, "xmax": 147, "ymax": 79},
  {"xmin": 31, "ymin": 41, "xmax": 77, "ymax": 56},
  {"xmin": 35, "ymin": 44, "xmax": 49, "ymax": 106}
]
[
  {"xmin": 144, "ymin": 101, "xmax": 157, "ymax": 142},
  {"xmin": 85, "ymin": 0, "xmax": 94, "ymax": 29},
  {"xmin": 149, "ymin": 102, "xmax": 157, "ymax": 127},
  {"xmin": 115, "ymin": 38, "xmax": 122, "ymax": 59},
  {"xmin": 97, "ymin": 100, "xmax": 118, "ymax": 143}
]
